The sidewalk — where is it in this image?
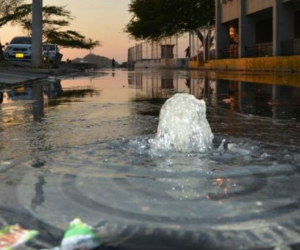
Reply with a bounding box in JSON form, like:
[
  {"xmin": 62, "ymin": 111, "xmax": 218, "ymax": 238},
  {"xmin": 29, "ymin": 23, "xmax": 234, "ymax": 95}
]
[
  {"xmin": 0, "ymin": 68, "xmax": 49, "ymax": 85},
  {"xmin": 0, "ymin": 61, "xmax": 80, "ymax": 85}
]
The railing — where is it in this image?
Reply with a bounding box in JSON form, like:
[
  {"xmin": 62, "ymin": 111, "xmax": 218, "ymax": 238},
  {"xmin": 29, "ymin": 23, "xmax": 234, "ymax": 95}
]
[
  {"xmin": 190, "ymin": 51, "xmax": 204, "ymax": 62},
  {"xmin": 220, "ymin": 44, "xmax": 238, "ymax": 59},
  {"xmin": 220, "ymin": 40, "xmax": 300, "ymax": 59},
  {"xmin": 245, "ymin": 43, "xmax": 273, "ymax": 57},
  {"xmin": 295, "ymin": 39, "xmax": 300, "ymax": 55},
  {"xmin": 189, "ymin": 50, "xmax": 216, "ymax": 62},
  {"xmin": 213, "ymin": 39, "xmax": 300, "ymax": 60}
]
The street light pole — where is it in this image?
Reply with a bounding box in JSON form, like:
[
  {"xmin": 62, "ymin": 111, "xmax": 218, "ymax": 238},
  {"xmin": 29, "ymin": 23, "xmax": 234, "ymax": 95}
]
[{"xmin": 31, "ymin": 0, "xmax": 43, "ymax": 67}]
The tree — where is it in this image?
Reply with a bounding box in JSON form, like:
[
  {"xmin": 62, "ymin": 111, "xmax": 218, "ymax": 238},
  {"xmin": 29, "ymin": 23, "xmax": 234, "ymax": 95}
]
[
  {"xmin": 125, "ymin": 0, "xmax": 215, "ymax": 41},
  {"xmin": 0, "ymin": 0, "xmax": 24, "ymax": 27},
  {"xmin": 7, "ymin": 4, "xmax": 73, "ymax": 35},
  {"xmin": 0, "ymin": 3, "xmax": 100, "ymax": 50},
  {"xmin": 0, "ymin": 0, "xmax": 24, "ymax": 60},
  {"xmin": 44, "ymin": 30, "xmax": 100, "ymax": 49}
]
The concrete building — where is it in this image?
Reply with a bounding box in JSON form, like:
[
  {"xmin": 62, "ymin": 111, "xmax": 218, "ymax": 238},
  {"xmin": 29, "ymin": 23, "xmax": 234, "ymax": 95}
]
[
  {"xmin": 127, "ymin": 36, "xmax": 190, "ymax": 69},
  {"xmin": 216, "ymin": 0, "xmax": 300, "ymax": 59}
]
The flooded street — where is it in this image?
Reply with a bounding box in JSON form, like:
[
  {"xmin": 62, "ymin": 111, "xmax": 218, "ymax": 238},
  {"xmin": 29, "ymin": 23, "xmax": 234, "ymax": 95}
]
[{"xmin": 1, "ymin": 69, "xmax": 300, "ymax": 249}]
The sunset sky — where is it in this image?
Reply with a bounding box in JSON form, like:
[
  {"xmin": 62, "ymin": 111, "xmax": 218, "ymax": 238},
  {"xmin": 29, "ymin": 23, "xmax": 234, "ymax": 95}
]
[
  {"xmin": 0, "ymin": 0, "xmax": 188, "ymax": 63},
  {"xmin": 0, "ymin": 0, "xmax": 135, "ymax": 63}
]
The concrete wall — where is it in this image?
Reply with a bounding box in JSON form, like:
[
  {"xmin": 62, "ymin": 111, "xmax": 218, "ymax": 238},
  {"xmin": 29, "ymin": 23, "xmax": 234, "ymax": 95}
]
[
  {"xmin": 220, "ymin": 0, "xmax": 276, "ymax": 22},
  {"xmin": 246, "ymin": 0, "xmax": 274, "ymax": 14},
  {"xmin": 273, "ymin": 0, "xmax": 294, "ymax": 56},
  {"xmin": 199, "ymin": 55, "xmax": 300, "ymax": 72},
  {"xmin": 216, "ymin": 0, "xmax": 296, "ymax": 58},
  {"xmin": 219, "ymin": 0, "xmax": 293, "ymax": 21},
  {"xmin": 221, "ymin": 0, "xmax": 240, "ymax": 23},
  {"xmin": 215, "ymin": 0, "xmax": 231, "ymax": 58}
]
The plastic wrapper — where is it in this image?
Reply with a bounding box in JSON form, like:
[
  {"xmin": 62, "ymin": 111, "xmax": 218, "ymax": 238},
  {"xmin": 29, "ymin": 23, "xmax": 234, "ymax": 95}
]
[
  {"xmin": 0, "ymin": 224, "xmax": 38, "ymax": 250},
  {"xmin": 60, "ymin": 218, "xmax": 101, "ymax": 250}
]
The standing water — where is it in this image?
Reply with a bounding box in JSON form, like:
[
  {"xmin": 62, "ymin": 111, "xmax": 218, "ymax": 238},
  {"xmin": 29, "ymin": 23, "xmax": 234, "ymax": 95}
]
[{"xmin": 1, "ymin": 69, "xmax": 300, "ymax": 249}]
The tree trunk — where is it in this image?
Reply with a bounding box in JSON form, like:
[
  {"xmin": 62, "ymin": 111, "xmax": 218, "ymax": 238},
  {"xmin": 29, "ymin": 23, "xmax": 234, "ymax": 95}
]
[{"xmin": 31, "ymin": 0, "xmax": 43, "ymax": 67}]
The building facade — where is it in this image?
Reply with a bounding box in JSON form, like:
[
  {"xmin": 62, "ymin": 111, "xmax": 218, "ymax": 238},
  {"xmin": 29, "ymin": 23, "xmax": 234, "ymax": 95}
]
[
  {"xmin": 127, "ymin": 37, "xmax": 189, "ymax": 69},
  {"xmin": 216, "ymin": 0, "xmax": 300, "ymax": 59}
]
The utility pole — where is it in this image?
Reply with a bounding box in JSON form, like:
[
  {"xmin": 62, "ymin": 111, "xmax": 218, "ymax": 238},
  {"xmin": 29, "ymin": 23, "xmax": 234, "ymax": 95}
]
[{"xmin": 31, "ymin": 0, "xmax": 43, "ymax": 67}]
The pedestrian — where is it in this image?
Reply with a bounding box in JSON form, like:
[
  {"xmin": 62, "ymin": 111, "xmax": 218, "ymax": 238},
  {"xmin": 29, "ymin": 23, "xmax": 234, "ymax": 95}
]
[
  {"xmin": 185, "ymin": 46, "xmax": 190, "ymax": 58},
  {"xmin": 185, "ymin": 78, "xmax": 191, "ymax": 88}
]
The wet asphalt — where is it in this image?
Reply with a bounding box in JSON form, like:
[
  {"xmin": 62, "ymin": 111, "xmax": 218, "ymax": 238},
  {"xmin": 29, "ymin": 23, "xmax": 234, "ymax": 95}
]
[{"xmin": 0, "ymin": 61, "xmax": 80, "ymax": 86}]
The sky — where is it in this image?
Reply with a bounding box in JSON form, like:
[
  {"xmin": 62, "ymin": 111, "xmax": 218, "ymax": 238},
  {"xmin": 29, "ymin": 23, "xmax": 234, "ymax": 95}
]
[
  {"xmin": 0, "ymin": 0, "xmax": 188, "ymax": 63},
  {"xmin": 0, "ymin": 0, "xmax": 136, "ymax": 63}
]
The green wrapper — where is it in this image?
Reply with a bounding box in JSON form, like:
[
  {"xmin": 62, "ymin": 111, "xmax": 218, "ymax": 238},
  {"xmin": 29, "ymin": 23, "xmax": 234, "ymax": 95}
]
[
  {"xmin": 60, "ymin": 218, "xmax": 101, "ymax": 250},
  {"xmin": 0, "ymin": 224, "xmax": 38, "ymax": 250}
]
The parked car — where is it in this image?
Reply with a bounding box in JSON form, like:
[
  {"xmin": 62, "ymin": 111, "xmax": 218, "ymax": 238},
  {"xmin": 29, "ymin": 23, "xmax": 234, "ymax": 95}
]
[
  {"xmin": 42, "ymin": 44, "xmax": 59, "ymax": 62},
  {"xmin": 4, "ymin": 36, "xmax": 59, "ymax": 63},
  {"xmin": 4, "ymin": 36, "xmax": 32, "ymax": 61}
]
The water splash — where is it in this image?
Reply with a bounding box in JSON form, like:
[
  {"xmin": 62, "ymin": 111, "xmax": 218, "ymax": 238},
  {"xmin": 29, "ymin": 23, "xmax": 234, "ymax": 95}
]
[{"xmin": 150, "ymin": 93, "xmax": 214, "ymax": 153}]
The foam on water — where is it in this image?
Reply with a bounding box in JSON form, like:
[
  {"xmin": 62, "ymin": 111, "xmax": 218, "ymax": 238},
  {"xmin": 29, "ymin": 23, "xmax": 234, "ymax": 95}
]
[{"xmin": 150, "ymin": 93, "xmax": 214, "ymax": 153}]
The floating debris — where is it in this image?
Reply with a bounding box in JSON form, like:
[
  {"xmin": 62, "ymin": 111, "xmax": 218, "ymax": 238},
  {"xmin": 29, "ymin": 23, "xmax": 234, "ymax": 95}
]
[
  {"xmin": 60, "ymin": 218, "xmax": 101, "ymax": 250},
  {"xmin": 0, "ymin": 224, "xmax": 38, "ymax": 250}
]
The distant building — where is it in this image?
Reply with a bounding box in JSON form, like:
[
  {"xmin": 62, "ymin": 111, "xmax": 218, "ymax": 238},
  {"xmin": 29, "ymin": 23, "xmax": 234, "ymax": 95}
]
[
  {"xmin": 215, "ymin": 0, "xmax": 300, "ymax": 59},
  {"xmin": 127, "ymin": 37, "xmax": 189, "ymax": 69}
]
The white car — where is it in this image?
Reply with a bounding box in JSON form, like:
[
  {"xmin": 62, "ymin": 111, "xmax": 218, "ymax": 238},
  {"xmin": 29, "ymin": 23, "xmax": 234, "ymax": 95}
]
[
  {"xmin": 42, "ymin": 44, "xmax": 59, "ymax": 62},
  {"xmin": 4, "ymin": 36, "xmax": 32, "ymax": 61},
  {"xmin": 4, "ymin": 36, "xmax": 59, "ymax": 62}
]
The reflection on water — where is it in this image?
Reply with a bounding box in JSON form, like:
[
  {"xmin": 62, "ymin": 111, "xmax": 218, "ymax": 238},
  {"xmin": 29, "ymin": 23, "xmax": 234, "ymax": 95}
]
[
  {"xmin": 129, "ymin": 70, "xmax": 300, "ymax": 121},
  {"xmin": 1, "ymin": 69, "xmax": 300, "ymax": 249},
  {"xmin": 210, "ymin": 177, "xmax": 232, "ymax": 198},
  {"xmin": 30, "ymin": 176, "xmax": 46, "ymax": 211},
  {"xmin": 1, "ymin": 69, "xmax": 300, "ymax": 159},
  {"xmin": 1, "ymin": 80, "xmax": 99, "ymax": 120},
  {"xmin": 1, "ymin": 69, "xmax": 300, "ymax": 160}
]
